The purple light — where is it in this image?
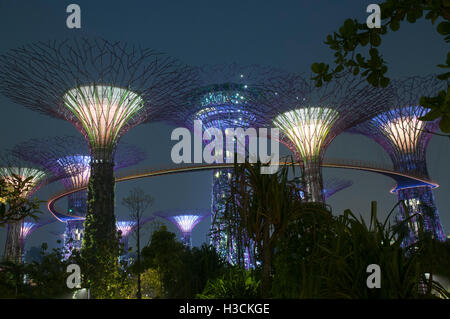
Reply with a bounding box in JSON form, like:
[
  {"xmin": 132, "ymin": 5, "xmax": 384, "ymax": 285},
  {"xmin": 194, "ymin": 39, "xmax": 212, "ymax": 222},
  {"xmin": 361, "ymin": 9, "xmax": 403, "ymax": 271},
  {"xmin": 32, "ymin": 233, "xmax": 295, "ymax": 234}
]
[
  {"xmin": 156, "ymin": 211, "xmax": 209, "ymax": 247},
  {"xmin": 348, "ymin": 75, "xmax": 446, "ymax": 245},
  {"xmin": 58, "ymin": 155, "xmax": 91, "ymax": 189},
  {"xmin": 169, "ymin": 215, "xmax": 204, "ymax": 234},
  {"xmin": 20, "ymin": 222, "xmax": 37, "ymax": 240},
  {"xmin": 116, "ymin": 221, "xmax": 137, "ymax": 237}
]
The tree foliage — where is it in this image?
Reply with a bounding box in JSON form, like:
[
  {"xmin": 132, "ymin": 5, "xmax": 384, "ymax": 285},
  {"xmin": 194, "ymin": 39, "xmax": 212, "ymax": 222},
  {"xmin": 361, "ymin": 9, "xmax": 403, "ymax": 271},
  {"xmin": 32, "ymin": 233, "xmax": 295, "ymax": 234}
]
[
  {"xmin": 197, "ymin": 267, "xmax": 261, "ymax": 299},
  {"xmin": 140, "ymin": 225, "xmax": 226, "ymax": 298},
  {"xmin": 311, "ymin": 0, "xmax": 450, "ymax": 132},
  {"xmin": 0, "ymin": 175, "xmax": 43, "ymax": 227},
  {"xmin": 272, "ymin": 201, "xmax": 450, "ymax": 298},
  {"xmin": 122, "ymin": 187, "xmax": 154, "ymax": 299},
  {"xmin": 217, "ymin": 159, "xmax": 308, "ymax": 297},
  {"xmin": 0, "ymin": 242, "xmax": 78, "ymax": 298}
]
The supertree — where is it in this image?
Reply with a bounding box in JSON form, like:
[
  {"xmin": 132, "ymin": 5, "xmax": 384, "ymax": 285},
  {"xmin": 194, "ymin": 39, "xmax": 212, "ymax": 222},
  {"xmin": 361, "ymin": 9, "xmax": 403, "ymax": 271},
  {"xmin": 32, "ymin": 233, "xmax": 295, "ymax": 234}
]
[
  {"xmin": 348, "ymin": 75, "xmax": 446, "ymax": 247},
  {"xmin": 0, "ymin": 153, "xmax": 52, "ymax": 263},
  {"xmin": 0, "ymin": 38, "xmax": 197, "ymax": 292},
  {"xmin": 20, "ymin": 220, "xmax": 54, "ymax": 261},
  {"xmin": 155, "ymin": 210, "xmax": 209, "ymax": 248},
  {"xmin": 13, "ymin": 135, "xmax": 146, "ymax": 215},
  {"xmin": 264, "ymin": 73, "xmax": 395, "ymax": 203},
  {"xmin": 116, "ymin": 221, "xmax": 137, "ymax": 254},
  {"xmin": 12, "ymin": 135, "xmax": 147, "ymax": 255},
  {"xmin": 116, "ymin": 217, "xmax": 154, "ymax": 256},
  {"xmin": 165, "ymin": 63, "xmax": 285, "ymax": 264}
]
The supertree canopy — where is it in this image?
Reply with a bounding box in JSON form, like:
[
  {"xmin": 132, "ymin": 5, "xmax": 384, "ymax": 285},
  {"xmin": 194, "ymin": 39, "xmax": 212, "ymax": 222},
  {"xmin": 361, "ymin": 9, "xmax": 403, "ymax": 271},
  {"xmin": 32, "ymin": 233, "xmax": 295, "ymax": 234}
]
[
  {"xmin": 165, "ymin": 63, "xmax": 285, "ymax": 264},
  {"xmin": 348, "ymin": 75, "xmax": 446, "ymax": 246},
  {"xmin": 116, "ymin": 220, "xmax": 137, "ymax": 238},
  {"xmin": 0, "ymin": 156, "xmax": 47, "ymax": 198},
  {"xmin": 156, "ymin": 210, "xmax": 209, "ymax": 248},
  {"xmin": 12, "ymin": 135, "xmax": 146, "ymax": 259},
  {"xmin": 116, "ymin": 220, "xmax": 137, "ymax": 254},
  {"xmin": 20, "ymin": 220, "xmax": 54, "ymax": 260},
  {"xmin": 0, "ymin": 153, "xmax": 51, "ymax": 263},
  {"xmin": 0, "ymin": 38, "xmax": 197, "ymax": 290},
  {"xmin": 116, "ymin": 217, "xmax": 154, "ymax": 254},
  {"xmin": 12, "ymin": 135, "xmax": 146, "ymax": 216},
  {"xmin": 0, "ymin": 38, "xmax": 196, "ymax": 163},
  {"xmin": 265, "ymin": 73, "xmax": 395, "ymax": 203}
]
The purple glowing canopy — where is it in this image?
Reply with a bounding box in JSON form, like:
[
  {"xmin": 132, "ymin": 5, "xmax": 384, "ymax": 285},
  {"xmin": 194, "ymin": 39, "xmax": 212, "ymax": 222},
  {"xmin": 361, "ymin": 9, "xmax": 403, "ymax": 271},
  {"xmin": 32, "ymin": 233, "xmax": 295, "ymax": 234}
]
[
  {"xmin": 12, "ymin": 135, "xmax": 147, "ymax": 190},
  {"xmin": 155, "ymin": 209, "xmax": 209, "ymax": 235},
  {"xmin": 12, "ymin": 135, "xmax": 146, "ymax": 221},
  {"xmin": 348, "ymin": 75, "xmax": 444, "ymax": 178},
  {"xmin": 21, "ymin": 219, "xmax": 54, "ymax": 241},
  {"xmin": 322, "ymin": 178, "xmax": 353, "ymax": 200},
  {"xmin": 116, "ymin": 217, "xmax": 155, "ymax": 237},
  {"xmin": 346, "ymin": 75, "xmax": 446, "ymax": 245},
  {"xmin": 165, "ymin": 63, "xmax": 287, "ymax": 132}
]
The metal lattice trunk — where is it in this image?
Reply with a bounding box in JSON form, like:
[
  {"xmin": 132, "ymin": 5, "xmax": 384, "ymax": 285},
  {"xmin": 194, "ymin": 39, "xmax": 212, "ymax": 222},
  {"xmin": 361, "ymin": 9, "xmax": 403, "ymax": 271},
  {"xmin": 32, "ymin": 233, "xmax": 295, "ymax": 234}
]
[
  {"xmin": 397, "ymin": 186, "xmax": 446, "ymax": 246},
  {"xmin": 348, "ymin": 75, "xmax": 446, "ymax": 246}
]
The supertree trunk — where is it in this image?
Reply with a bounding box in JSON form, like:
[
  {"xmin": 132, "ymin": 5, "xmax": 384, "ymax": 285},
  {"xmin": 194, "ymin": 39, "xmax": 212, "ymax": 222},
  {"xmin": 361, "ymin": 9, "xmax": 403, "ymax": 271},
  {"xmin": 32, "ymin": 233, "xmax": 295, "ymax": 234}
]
[
  {"xmin": 81, "ymin": 161, "xmax": 119, "ymax": 297},
  {"xmin": 211, "ymin": 169, "xmax": 232, "ymax": 259},
  {"xmin": 64, "ymin": 220, "xmax": 85, "ymax": 259},
  {"xmin": 397, "ymin": 186, "xmax": 446, "ymax": 247},
  {"xmin": 3, "ymin": 220, "xmax": 23, "ymax": 263},
  {"xmin": 302, "ymin": 159, "xmax": 325, "ymax": 203}
]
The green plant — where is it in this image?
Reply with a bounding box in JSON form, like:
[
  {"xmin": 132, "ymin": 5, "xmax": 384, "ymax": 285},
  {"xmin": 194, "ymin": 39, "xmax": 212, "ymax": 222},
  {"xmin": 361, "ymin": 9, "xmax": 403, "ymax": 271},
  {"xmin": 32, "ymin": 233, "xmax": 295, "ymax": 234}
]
[
  {"xmin": 122, "ymin": 187, "xmax": 154, "ymax": 299},
  {"xmin": 273, "ymin": 201, "xmax": 450, "ymax": 299},
  {"xmin": 217, "ymin": 158, "xmax": 305, "ymax": 297},
  {"xmin": 197, "ymin": 267, "xmax": 261, "ymax": 299},
  {"xmin": 311, "ymin": 0, "xmax": 450, "ymax": 132},
  {"xmin": 0, "ymin": 175, "xmax": 43, "ymax": 227},
  {"xmin": 81, "ymin": 164, "xmax": 121, "ymax": 298}
]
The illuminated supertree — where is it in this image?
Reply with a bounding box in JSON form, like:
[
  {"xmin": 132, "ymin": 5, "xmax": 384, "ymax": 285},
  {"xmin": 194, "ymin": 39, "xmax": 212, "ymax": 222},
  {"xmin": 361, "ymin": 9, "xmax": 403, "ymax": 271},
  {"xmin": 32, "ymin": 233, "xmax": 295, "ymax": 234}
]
[
  {"xmin": 0, "ymin": 38, "xmax": 196, "ymax": 286},
  {"xmin": 116, "ymin": 221, "xmax": 137, "ymax": 253},
  {"xmin": 0, "ymin": 153, "xmax": 50, "ymax": 263},
  {"xmin": 12, "ymin": 135, "xmax": 146, "ymax": 256},
  {"xmin": 165, "ymin": 63, "xmax": 284, "ymax": 264},
  {"xmin": 116, "ymin": 217, "xmax": 154, "ymax": 255},
  {"xmin": 348, "ymin": 75, "xmax": 446, "ymax": 246},
  {"xmin": 265, "ymin": 73, "xmax": 394, "ymax": 203},
  {"xmin": 13, "ymin": 135, "xmax": 146, "ymax": 215},
  {"xmin": 156, "ymin": 210, "xmax": 209, "ymax": 248},
  {"xmin": 20, "ymin": 220, "xmax": 54, "ymax": 260}
]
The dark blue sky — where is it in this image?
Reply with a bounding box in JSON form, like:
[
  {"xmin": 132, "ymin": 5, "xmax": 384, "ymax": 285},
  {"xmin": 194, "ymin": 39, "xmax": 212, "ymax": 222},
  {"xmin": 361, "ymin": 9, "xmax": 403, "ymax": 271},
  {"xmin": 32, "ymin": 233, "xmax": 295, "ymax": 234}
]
[{"xmin": 0, "ymin": 0, "xmax": 448, "ymax": 253}]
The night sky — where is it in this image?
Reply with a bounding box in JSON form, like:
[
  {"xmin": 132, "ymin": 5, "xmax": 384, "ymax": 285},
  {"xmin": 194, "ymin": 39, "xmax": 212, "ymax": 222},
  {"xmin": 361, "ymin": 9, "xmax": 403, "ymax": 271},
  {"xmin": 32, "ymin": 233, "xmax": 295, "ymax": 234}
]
[{"xmin": 0, "ymin": 0, "xmax": 448, "ymax": 254}]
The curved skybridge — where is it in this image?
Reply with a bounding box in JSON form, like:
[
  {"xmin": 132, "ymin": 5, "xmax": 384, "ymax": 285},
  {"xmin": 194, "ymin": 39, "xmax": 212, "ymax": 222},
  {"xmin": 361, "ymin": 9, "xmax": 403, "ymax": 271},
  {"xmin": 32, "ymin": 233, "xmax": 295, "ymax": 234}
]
[{"xmin": 46, "ymin": 158, "xmax": 438, "ymax": 220}]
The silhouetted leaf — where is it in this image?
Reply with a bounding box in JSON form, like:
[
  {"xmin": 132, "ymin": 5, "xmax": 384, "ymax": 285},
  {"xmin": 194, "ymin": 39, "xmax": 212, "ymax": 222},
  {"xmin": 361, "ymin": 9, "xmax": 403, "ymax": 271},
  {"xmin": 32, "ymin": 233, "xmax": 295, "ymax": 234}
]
[
  {"xmin": 419, "ymin": 108, "xmax": 441, "ymax": 121},
  {"xmin": 437, "ymin": 22, "xmax": 450, "ymax": 35},
  {"xmin": 390, "ymin": 19, "xmax": 400, "ymax": 31},
  {"xmin": 439, "ymin": 115, "xmax": 450, "ymax": 133}
]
